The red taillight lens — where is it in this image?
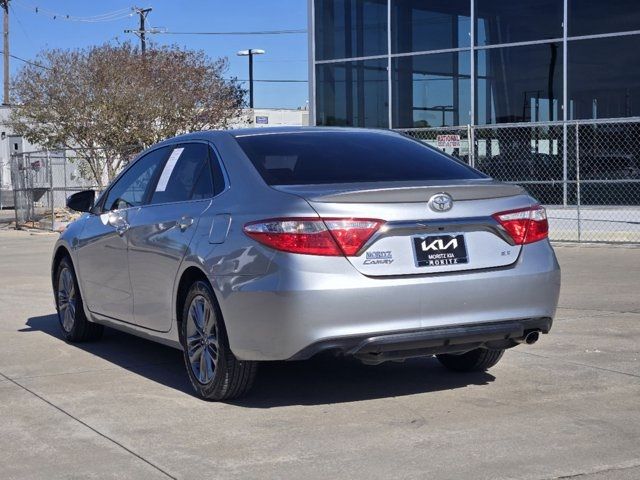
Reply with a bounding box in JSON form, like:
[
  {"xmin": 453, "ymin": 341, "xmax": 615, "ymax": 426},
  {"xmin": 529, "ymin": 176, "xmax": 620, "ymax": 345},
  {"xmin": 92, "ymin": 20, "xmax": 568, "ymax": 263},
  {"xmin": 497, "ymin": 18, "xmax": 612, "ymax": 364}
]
[
  {"xmin": 323, "ymin": 219, "xmax": 383, "ymax": 255},
  {"xmin": 492, "ymin": 205, "xmax": 549, "ymax": 245},
  {"xmin": 243, "ymin": 218, "xmax": 384, "ymax": 256}
]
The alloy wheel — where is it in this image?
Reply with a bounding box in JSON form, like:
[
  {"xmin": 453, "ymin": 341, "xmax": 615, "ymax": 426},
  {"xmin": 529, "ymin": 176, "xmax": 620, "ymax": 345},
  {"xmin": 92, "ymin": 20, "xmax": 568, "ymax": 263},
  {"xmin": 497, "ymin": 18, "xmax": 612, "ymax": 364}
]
[
  {"xmin": 186, "ymin": 294, "xmax": 220, "ymax": 384},
  {"xmin": 57, "ymin": 268, "xmax": 76, "ymax": 332}
]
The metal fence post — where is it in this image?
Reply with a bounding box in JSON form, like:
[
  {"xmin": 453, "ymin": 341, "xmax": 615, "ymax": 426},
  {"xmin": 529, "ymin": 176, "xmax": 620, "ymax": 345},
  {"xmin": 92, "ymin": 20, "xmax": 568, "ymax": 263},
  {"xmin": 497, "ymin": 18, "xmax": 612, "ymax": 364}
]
[
  {"xmin": 562, "ymin": 122, "xmax": 568, "ymax": 207},
  {"xmin": 467, "ymin": 124, "xmax": 475, "ymax": 168},
  {"xmin": 26, "ymin": 153, "xmax": 33, "ymax": 224},
  {"xmin": 11, "ymin": 153, "xmax": 19, "ymax": 229},
  {"xmin": 63, "ymin": 153, "xmax": 68, "ymax": 193},
  {"xmin": 47, "ymin": 149, "xmax": 54, "ymax": 231},
  {"xmin": 575, "ymin": 124, "xmax": 581, "ymax": 242}
]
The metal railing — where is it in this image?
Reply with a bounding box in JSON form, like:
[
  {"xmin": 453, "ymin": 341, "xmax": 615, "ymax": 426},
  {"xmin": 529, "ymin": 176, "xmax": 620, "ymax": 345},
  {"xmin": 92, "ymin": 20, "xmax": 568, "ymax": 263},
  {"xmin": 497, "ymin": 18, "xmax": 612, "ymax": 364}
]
[{"xmin": 398, "ymin": 118, "xmax": 640, "ymax": 243}]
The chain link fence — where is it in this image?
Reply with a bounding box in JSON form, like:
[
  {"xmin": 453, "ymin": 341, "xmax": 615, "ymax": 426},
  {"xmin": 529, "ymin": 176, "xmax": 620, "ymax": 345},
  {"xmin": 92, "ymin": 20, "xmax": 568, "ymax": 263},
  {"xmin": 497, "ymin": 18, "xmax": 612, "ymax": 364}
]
[
  {"xmin": 399, "ymin": 118, "xmax": 640, "ymax": 243},
  {"xmin": 8, "ymin": 122, "xmax": 640, "ymax": 242},
  {"xmin": 10, "ymin": 147, "xmax": 139, "ymax": 231}
]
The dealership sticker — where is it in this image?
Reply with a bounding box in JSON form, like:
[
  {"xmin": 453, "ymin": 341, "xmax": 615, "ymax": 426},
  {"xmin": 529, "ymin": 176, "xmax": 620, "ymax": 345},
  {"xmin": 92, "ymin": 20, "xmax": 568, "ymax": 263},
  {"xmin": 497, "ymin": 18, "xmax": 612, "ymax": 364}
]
[
  {"xmin": 364, "ymin": 250, "xmax": 394, "ymax": 265},
  {"xmin": 155, "ymin": 147, "xmax": 184, "ymax": 192}
]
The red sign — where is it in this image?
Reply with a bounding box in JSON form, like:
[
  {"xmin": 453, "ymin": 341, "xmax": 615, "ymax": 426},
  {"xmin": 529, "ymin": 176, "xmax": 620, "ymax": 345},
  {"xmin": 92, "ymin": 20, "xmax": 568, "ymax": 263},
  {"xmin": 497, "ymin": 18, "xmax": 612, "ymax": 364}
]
[{"xmin": 436, "ymin": 134, "xmax": 461, "ymax": 148}]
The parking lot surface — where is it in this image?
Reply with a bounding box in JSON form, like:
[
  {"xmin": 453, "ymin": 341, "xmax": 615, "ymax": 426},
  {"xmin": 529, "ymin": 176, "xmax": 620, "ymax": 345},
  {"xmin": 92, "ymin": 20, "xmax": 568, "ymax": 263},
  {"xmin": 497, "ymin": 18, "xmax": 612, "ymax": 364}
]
[{"xmin": 0, "ymin": 229, "xmax": 639, "ymax": 480}]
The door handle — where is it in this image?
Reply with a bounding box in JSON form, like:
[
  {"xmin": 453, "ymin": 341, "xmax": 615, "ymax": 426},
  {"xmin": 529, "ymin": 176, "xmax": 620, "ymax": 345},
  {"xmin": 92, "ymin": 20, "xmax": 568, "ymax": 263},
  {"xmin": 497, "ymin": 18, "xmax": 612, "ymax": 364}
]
[{"xmin": 178, "ymin": 216, "xmax": 194, "ymax": 231}]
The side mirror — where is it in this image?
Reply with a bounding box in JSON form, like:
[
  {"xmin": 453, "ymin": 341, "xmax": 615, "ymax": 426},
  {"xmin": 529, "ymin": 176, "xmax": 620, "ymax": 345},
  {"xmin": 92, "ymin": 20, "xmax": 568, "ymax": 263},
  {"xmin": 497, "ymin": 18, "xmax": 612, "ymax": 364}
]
[{"xmin": 66, "ymin": 190, "xmax": 95, "ymax": 213}]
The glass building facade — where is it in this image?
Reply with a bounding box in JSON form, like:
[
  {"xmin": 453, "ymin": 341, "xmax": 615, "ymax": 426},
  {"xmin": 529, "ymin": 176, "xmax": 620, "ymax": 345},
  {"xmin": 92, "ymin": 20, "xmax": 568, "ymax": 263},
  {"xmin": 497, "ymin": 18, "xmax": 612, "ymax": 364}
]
[{"xmin": 310, "ymin": 0, "xmax": 640, "ymax": 129}]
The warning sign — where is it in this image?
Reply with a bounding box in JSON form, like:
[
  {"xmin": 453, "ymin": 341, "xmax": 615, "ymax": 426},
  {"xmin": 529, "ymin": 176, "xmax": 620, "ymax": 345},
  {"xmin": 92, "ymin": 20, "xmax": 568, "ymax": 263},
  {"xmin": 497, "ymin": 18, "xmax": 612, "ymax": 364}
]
[{"xmin": 436, "ymin": 134, "xmax": 461, "ymax": 148}]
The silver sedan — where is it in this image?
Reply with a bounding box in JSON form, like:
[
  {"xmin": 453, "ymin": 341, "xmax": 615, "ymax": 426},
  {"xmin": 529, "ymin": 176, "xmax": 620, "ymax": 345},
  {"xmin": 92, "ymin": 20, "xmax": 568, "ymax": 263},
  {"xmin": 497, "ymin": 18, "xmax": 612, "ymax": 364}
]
[{"xmin": 52, "ymin": 128, "xmax": 560, "ymax": 400}]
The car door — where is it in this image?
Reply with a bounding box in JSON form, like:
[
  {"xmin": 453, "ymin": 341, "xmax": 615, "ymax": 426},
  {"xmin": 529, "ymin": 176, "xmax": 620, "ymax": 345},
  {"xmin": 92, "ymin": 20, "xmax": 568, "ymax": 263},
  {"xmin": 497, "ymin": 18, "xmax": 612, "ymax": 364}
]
[
  {"xmin": 76, "ymin": 146, "xmax": 170, "ymax": 323},
  {"xmin": 126, "ymin": 142, "xmax": 224, "ymax": 332}
]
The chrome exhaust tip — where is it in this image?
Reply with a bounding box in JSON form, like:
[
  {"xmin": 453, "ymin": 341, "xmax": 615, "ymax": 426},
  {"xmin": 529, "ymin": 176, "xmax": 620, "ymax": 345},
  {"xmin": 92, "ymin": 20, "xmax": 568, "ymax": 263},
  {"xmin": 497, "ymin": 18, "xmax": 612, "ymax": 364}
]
[{"xmin": 523, "ymin": 331, "xmax": 540, "ymax": 345}]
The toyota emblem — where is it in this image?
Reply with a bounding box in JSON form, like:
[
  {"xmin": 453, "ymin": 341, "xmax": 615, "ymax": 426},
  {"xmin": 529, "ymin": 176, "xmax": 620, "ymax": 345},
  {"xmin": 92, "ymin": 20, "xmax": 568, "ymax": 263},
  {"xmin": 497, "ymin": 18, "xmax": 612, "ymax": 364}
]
[{"xmin": 428, "ymin": 193, "xmax": 453, "ymax": 212}]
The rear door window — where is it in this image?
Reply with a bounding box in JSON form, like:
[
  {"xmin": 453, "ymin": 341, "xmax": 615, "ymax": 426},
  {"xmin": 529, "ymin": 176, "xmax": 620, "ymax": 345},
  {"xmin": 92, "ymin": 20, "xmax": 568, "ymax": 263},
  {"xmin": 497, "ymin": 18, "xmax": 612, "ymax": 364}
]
[
  {"xmin": 150, "ymin": 143, "xmax": 214, "ymax": 205},
  {"xmin": 234, "ymin": 131, "xmax": 485, "ymax": 185}
]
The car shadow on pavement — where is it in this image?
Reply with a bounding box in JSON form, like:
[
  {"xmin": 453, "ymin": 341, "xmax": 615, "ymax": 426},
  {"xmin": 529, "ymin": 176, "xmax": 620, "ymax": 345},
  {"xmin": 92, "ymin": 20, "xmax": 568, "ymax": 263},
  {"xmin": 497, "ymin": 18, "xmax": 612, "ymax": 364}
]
[{"xmin": 25, "ymin": 314, "xmax": 496, "ymax": 407}]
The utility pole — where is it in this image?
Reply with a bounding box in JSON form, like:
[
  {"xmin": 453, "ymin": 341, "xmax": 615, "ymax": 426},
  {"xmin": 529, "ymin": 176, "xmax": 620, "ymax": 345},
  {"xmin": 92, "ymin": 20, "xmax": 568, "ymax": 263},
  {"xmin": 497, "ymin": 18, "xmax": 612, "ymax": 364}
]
[
  {"xmin": 133, "ymin": 6, "xmax": 152, "ymax": 54},
  {"xmin": 1, "ymin": 0, "xmax": 9, "ymax": 105}
]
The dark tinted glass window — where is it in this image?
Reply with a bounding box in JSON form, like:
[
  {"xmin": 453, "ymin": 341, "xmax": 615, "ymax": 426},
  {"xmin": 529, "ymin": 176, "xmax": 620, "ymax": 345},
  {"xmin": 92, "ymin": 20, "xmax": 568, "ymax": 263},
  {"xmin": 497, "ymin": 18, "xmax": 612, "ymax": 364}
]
[
  {"xmin": 104, "ymin": 147, "xmax": 169, "ymax": 211},
  {"xmin": 316, "ymin": 58, "xmax": 389, "ymax": 128},
  {"xmin": 476, "ymin": 0, "xmax": 563, "ymax": 46},
  {"xmin": 191, "ymin": 161, "xmax": 214, "ymax": 200},
  {"xmin": 568, "ymin": 35, "xmax": 640, "ymax": 120},
  {"xmin": 392, "ymin": 51, "xmax": 470, "ymax": 128},
  {"xmin": 569, "ymin": 0, "xmax": 640, "ymax": 36},
  {"xmin": 392, "ymin": 0, "xmax": 470, "ymax": 54},
  {"xmin": 235, "ymin": 131, "xmax": 484, "ymax": 185},
  {"xmin": 150, "ymin": 144, "xmax": 212, "ymax": 204},
  {"xmin": 476, "ymin": 43, "xmax": 562, "ymax": 124},
  {"xmin": 315, "ymin": 0, "xmax": 387, "ymax": 60},
  {"xmin": 209, "ymin": 147, "xmax": 226, "ymax": 196}
]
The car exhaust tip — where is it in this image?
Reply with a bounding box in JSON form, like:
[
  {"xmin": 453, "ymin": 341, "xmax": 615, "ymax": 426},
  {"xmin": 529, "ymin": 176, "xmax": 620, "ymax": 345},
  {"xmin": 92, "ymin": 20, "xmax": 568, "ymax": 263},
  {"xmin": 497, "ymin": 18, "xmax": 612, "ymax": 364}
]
[{"xmin": 523, "ymin": 331, "xmax": 540, "ymax": 345}]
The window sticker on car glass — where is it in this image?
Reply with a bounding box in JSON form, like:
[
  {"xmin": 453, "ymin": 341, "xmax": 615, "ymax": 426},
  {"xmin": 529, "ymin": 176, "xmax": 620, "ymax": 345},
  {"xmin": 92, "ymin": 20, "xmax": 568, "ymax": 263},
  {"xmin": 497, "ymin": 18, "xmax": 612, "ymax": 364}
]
[{"xmin": 155, "ymin": 148, "xmax": 184, "ymax": 192}]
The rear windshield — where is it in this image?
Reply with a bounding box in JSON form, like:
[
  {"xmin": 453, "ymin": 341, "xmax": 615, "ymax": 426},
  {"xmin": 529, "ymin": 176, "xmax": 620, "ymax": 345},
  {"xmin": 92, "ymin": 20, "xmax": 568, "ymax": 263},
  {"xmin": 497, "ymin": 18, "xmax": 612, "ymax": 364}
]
[{"xmin": 234, "ymin": 131, "xmax": 485, "ymax": 185}]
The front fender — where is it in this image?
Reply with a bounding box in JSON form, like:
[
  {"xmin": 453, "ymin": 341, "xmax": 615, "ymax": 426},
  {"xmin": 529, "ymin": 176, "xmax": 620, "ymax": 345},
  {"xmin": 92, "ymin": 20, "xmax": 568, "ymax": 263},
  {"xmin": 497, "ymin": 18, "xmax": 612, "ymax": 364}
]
[{"xmin": 51, "ymin": 215, "xmax": 89, "ymax": 309}]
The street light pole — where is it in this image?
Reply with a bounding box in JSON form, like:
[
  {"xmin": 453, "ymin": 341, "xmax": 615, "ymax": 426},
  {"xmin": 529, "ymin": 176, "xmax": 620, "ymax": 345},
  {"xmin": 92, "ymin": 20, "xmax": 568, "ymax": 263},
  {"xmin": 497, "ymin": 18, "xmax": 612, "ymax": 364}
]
[
  {"xmin": 248, "ymin": 51, "xmax": 254, "ymax": 108},
  {"xmin": 237, "ymin": 49, "xmax": 265, "ymax": 109}
]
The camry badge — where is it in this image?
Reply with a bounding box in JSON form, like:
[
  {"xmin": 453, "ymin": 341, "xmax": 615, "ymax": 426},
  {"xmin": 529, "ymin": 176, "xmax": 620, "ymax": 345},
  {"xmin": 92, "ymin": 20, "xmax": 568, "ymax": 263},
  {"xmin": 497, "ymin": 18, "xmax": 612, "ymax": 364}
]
[{"xmin": 428, "ymin": 193, "xmax": 453, "ymax": 213}]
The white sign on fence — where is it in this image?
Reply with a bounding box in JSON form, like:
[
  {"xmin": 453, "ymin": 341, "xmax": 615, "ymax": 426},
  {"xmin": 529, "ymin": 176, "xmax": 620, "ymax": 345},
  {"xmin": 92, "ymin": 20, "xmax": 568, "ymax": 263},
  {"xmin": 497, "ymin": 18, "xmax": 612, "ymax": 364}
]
[{"xmin": 436, "ymin": 134, "xmax": 461, "ymax": 148}]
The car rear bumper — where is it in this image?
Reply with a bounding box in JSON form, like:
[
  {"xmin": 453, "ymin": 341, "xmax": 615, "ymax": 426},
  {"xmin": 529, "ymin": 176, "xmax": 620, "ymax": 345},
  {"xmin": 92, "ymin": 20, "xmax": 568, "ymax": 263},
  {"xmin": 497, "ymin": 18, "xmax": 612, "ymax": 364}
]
[
  {"xmin": 289, "ymin": 317, "xmax": 552, "ymax": 363},
  {"xmin": 212, "ymin": 240, "xmax": 561, "ymax": 361}
]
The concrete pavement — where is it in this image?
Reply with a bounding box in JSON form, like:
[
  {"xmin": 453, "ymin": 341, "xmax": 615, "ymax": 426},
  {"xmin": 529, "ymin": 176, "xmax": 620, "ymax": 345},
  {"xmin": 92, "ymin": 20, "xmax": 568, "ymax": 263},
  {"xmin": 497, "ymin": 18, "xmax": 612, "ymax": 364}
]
[{"xmin": 0, "ymin": 229, "xmax": 639, "ymax": 479}]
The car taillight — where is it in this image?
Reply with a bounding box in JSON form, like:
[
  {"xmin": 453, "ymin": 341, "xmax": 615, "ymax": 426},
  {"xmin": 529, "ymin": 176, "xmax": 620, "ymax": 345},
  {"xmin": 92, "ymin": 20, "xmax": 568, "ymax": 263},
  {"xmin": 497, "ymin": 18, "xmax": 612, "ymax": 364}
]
[
  {"xmin": 243, "ymin": 218, "xmax": 384, "ymax": 256},
  {"xmin": 492, "ymin": 205, "xmax": 549, "ymax": 245}
]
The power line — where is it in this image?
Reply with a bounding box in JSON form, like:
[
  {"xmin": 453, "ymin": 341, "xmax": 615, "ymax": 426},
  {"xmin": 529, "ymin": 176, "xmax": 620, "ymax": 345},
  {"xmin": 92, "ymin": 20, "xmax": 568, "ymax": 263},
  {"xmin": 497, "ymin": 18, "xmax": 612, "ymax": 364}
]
[
  {"xmin": 255, "ymin": 59, "xmax": 308, "ymax": 63},
  {"xmin": 14, "ymin": 1, "xmax": 133, "ymax": 23},
  {"xmin": 5, "ymin": 55, "xmax": 306, "ymax": 77},
  {"xmin": 236, "ymin": 79, "xmax": 308, "ymax": 83},
  {"xmin": 9, "ymin": 2, "xmax": 35, "ymax": 49},
  {"xmin": 151, "ymin": 29, "xmax": 306, "ymax": 36},
  {"xmin": 0, "ymin": 50, "xmax": 51, "ymax": 70}
]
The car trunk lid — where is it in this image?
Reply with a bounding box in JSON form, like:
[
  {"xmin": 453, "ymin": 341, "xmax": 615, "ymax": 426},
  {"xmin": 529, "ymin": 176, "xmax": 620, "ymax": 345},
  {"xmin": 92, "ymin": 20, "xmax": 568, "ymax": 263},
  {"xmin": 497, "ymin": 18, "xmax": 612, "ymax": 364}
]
[{"xmin": 273, "ymin": 180, "xmax": 533, "ymax": 276}]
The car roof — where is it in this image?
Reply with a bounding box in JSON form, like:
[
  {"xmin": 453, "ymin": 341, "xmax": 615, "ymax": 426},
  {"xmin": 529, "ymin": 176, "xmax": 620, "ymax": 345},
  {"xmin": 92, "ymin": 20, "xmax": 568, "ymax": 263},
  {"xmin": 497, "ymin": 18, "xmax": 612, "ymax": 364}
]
[
  {"xmin": 148, "ymin": 126, "xmax": 402, "ymax": 150},
  {"xmin": 228, "ymin": 126, "xmax": 396, "ymax": 137}
]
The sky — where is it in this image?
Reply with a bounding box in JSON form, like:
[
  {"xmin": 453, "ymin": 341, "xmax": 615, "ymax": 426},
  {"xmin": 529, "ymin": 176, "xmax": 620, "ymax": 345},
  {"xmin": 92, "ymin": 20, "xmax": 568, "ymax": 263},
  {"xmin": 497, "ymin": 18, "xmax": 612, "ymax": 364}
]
[{"xmin": 6, "ymin": 0, "xmax": 310, "ymax": 109}]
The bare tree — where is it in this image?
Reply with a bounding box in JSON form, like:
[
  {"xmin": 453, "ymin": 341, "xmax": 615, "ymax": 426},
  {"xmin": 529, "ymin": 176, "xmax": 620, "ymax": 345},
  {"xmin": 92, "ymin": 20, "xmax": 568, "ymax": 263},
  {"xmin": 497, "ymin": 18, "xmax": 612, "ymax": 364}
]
[{"xmin": 9, "ymin": 42, "xmax": 245, "ymax": 186}]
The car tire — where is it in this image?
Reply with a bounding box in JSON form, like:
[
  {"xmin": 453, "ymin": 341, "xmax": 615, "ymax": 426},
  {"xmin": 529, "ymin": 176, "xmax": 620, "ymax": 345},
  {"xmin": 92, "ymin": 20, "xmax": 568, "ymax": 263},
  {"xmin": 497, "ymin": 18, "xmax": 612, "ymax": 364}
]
[
  {"xmin": 54, "ymin": 256, "xmax": 104, "ymax": 342},
  {"xmin": 180, "ymin": 280, "xmax": 257, "ymax": 401},
  {"xmin": 436, "ymin": 348, "xmax": 504, "ymax": 372}
]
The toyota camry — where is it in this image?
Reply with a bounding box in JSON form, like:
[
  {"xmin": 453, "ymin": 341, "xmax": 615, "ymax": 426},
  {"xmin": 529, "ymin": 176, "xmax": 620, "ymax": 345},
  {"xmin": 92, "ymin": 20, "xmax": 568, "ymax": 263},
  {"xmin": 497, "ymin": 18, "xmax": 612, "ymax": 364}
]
[{"xmin": 52, "ymin": 127, "xmax": 561, "ymax": 400}]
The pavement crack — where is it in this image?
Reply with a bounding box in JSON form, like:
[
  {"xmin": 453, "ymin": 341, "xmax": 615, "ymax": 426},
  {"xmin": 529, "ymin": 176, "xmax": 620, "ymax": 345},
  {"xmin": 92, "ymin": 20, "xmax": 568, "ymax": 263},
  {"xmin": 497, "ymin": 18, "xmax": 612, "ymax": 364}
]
[
  {"xmin": 556, "ymin": 306, "xmax": 633, "ymax": 315},
  {"xmin": 545, "ymin": 462, "xmax": 640, "ymax": 479},
  {"xmin": 0, "ymin": 370, "xmax": 176, "ymax": 479},
  {"xmin": 514, "ymin": 350, "xmax": 640, "ymax": 379}
]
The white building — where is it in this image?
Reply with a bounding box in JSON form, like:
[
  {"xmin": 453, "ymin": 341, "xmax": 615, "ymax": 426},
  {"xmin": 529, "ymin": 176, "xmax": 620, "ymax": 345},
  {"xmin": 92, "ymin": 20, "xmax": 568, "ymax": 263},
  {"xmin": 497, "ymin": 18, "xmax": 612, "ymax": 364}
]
[
  {"xmin": 230, "ymin": 108, "xmax": 310, "ymax": 129},
  {"xmin": 0, "ymin": 106, "xmax": 39, "ymax": 209}
]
